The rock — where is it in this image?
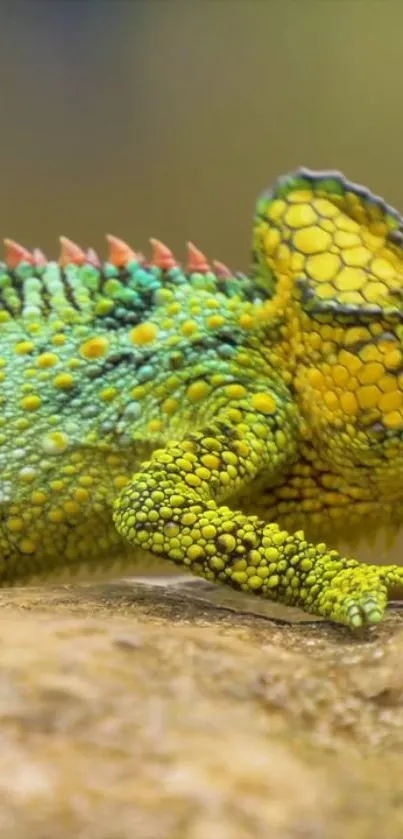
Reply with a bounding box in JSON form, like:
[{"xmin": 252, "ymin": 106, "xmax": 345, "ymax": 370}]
[{"xmin": 0, "ymin": 577, "xmax": 403, "ymax": 838}]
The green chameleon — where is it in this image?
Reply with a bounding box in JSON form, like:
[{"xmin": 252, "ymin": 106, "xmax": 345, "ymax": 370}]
[{"xmin": 2, "ymin": 167, "xmax": 403, "ymax": 629}]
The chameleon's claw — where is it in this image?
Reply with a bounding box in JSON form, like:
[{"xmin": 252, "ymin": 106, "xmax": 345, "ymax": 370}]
[
  {"xmin": 345, "ymin": 596, "xmax": 385, "ymax": 629},
  {"xmin": 316, "ymin": 566, "xmax": 388, "ymax": 628}
]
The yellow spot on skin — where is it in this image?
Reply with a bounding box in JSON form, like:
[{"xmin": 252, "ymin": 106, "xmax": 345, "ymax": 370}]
[
  {"xmin": 42, "ymin": 432, "xmax": 69, "ymax": 455},
  {"xmin": 31, "ymin": 491, "xmax": 47, "ymax": 505},
  {"xmin": 312, "ymin": 198, "xmax": 339, "ymax": 218},
  {"xmin": 335, "ymin": 214, "xmax": 360, "ymax": 234},
  {"xmin": 332, "ymin": 365, "xmax": 349, "ymax": 386},
  {"xmin": 114, "ymin": 475, "xmax": 129, "ymax": 489},
  {"xmin": 68, "ymin": 358, "xmax": 82, "ymax": 370},
  {"xmin": 334, "ymin": 267, "xmax": 366, "ymax": 292},
  {"xmin": 201, "ymin": 453, "xmax": 220, "ymax": 470},
  {"xmin": 161, "ymin": 398, "xmax": 178, "ymax": 415},
  {"xmin": 334, "ymin": 231, "xmax": 361, "ymax": 248},
  {"xmin": 357, "ymin": 363, "xmax": 383, "ymax": 385},
  {"xmin": 181, "ymin": 320, "xmax": 198, "ymax": 337},
  {"xmin": 130, "ymin": 322, "xmax": 158, "ymax": 345},
  {"xmin": 307, "ymin": 369, "xmax": 324, "ymax": 388},
  {"xmin": 207, "ymin": 314, "xmax": 225, "ymax": 329},
  {"xmin": 340, "ymin": 392, "xmax": 358, "ymax": 415},
  {"xmin": 6, "ymin": 517, "xmax": 24, "ymax": 532},
  {"xmin": 21, "ymin": 395, "xmax": 41, "ymax": 411},
  {"xmin": 251, "ymin": 392, "xmax": 277, "ymax": 414},
  {"xmin": 168, "ymin": 303, "xmax": 181, "ymax": 316},
  {"xmin": 288, "ymin": 190, "xmax": 313, "ymax": 204},
  {"xmin": 19, "ymin": 467, "xmax": 36, "ymax": 483},
  {"xmin": 285, "ymin": 203, "xmax": 317, "ymax": 228},
  {"xmin": 15, "ymin": 341, "xmax": 34, "ymax": 355},
  {"xmin": 64, "ymin": 501, "xmax": 80, "ymax": 516},
  {"xmin": 264, "ymin": 228, "xmax": 280, "ymax": 255},
  {"xmin": 379, "ymin": 391, "xmax": 402, "ymax": 412},
  {"xmin": 148, "ymin": 419, "xmax": 162, "ymax": 433},
  {"xmin": 363, "ymin": 282, "xmax": 387, "ymax": 304},
  {"xmin": 239, "ymin": 313, "xmax": 254, "ymax": 329},
  {"xmin": 345, "ymin": 326, "xmax": 370, "ymax": 346},
  {"xmin": 79, "ymin": 336, "xmax": 110, "ymax": 359},
  {"xmin": 293, "ymin": 226, "xmax": 332, "ymax": 254},
  {"xmin": 225, "ymin": 384, "xmax": 247, "ymax": 400},
  {"xmin": 266, "ymin": 199, "xmax": 286, "ymax": 221},
  {"xmin": 53, "ymin": 373, "xmax": 75, "ymax": 390},
  {"xmin": 48, "ymin": 509, "xmax": 65, "ymax": 523},
  {"xmin": 371, "ymin": 258, "xmax": 395, "ymax": 281},
  {"xmin": 342, "ymin": 247, "xmax": 371, "ymax": 267},
  {"xmin": 74, "ymin": 488, "xmax": 89, "ymax": 502},
  {"xmin": 357, "ymin": 385, "xmax": 380, "ymax": 410},
  {"xmin": 20, "ymin": 539, "xmax": 36, "ymax": 554},
  {"xmin": 385, "ymin": 349, "xmax": 402, "ymax": 370},
  {"xmin": 276, "ymin": 244, "xmax": 290, "ymax": 270},
  {"xmin": 79, "ymin": 475, "xmax": 94, "ymax": 487},
  {"xmin": 306, "ymin": 253, "xmax": 340, "ymax": 282},
  {"xmin": 51, "ymin": 334, "xmax": 66, "ymax": 347},
  {"xmin": 315, "ymin": 283, "xmax": 335, "ymax": 300},
  {"xmin": 379, "ymin": 375, "xmax": 396, "ymax": 393},
  {"xmin": 211, "ymin": 374, "xmax": 225, "ymax": 387},
  {"xmin": 290, "ymin": 252, "xmax": 305, "ymax": 272},
  {"xmin": 384, "ymin": 411, "xmax": 402, "ymax": 429},
  {"xmin": 324, "ymin": 391, "xmax": 339, "ymax": 410},
  {"xmin": 37, "ymin": 352, "xmax": 59, "ymax": 368},
  {"xmin": 187, "ymin": 381, "xmax": 210, "ymax": 403},
  {"xmin": 99, "ymin": 387, "xmax": 118, "ymax": 402},
  {"xmin": 339, "ymin": 351, "xmax": 362, "ymax": 375}
]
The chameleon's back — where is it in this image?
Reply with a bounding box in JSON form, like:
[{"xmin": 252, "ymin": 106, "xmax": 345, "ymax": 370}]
[{"xmin": 0, "ymin": 234, "xmax": 282, "ymax": 578}]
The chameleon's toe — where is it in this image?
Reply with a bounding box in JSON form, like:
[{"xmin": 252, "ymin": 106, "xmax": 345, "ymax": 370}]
[
  {"xmin": 341, "ymin": 595, "xmax": 385, "ymax": 628},
  {"xmin": 317, "ymin": 567, "xmax": 387, "ymax": 628}
]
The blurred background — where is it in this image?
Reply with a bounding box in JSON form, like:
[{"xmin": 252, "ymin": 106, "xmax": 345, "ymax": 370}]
[{"xmin": 1, "ymin": 0, "xmax": 403, "ymax": 273}]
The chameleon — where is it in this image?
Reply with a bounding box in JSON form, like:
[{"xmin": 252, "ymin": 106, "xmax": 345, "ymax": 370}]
[{"xmin": 2, "ymin": 167, "xmax": 403, "ymax": 629}]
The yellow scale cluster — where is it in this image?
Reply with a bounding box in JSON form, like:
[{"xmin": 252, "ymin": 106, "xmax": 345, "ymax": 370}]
[{"xmin": 256, "ymin": 184, "xmax": 403, "ymax": 434}]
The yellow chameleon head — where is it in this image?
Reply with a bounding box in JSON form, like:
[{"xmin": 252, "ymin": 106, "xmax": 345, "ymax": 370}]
[{"xmin": 252, "ymin": 168, "xmax": 403, "ymax": 486}]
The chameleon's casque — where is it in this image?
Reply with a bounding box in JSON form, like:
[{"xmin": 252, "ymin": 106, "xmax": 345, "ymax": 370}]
[{"xmin": 2, "ymin": 167, "xmax": 403, "ymax": 628}]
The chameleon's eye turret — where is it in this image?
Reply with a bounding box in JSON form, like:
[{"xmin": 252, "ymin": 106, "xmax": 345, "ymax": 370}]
[
  {"xmin": 251, "ymin": 167, "xmax": 403, "ymax": 322},
  {"xmin": 252, "ymin": 169, "xmax": 403, "ymax": 442}
]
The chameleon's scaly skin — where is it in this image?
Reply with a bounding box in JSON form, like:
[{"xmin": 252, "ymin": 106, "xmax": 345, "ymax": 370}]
[{"xmin": 2, "ymin": 169, "xmax": 403, "ymax": 628}]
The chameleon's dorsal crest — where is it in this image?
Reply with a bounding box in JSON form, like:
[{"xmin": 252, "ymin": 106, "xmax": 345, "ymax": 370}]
[
  {"xmin": 4, "ymin": 239, "xmax": 34, "ymax": 270},
  {"xmin": 106, "ymin": 235, "xmax": 138, "ymax": 268},
  {"xmin": 150, "ymin": 239, "xmax": 177, "ymax": 271},
  {"xmin": 59, "ymin": 236, "xmax": 86, "ymax": 267},
  {"xmin": 186, "ymin": 242, "xmax": 210, "ymax": 274}
]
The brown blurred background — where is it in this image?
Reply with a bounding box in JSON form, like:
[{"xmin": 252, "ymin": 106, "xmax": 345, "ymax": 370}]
[
  {"xmin": 1, "ymin": 0, "xmax": 403, "ymax": 571},
  {"xmin": 1, "ymin": 0, "xmax": 403, "ymax": 272}
]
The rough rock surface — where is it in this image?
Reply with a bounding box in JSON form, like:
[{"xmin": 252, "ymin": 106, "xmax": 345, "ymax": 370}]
[{"xmin": 1, "ymin": 574, "xmax": 403, "ymax": 838}]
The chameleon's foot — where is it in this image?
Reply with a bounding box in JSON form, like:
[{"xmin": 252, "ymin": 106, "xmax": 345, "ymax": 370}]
[{"xmin": 316, "ymin": 566, "xmax": 388, "ymax": 628}]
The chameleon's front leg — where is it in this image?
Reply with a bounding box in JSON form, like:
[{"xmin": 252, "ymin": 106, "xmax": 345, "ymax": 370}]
[{"xmin": 113, "ymin": 391, "xmax": 402, "ymax": 628}]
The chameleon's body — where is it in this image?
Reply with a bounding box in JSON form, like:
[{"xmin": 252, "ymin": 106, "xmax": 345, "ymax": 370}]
[{"xmin": 3, "ymin": 167, "xmax": 403, "ymax": 627}]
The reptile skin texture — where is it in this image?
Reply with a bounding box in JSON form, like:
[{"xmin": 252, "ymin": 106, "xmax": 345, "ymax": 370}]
[{"xmin": 2, "ymin": 167, "xmax": 403, "ymax": 628}]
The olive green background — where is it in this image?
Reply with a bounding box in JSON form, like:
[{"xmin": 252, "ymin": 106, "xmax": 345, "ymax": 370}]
[{"xmin": 1, "ymin": 0, "xmax": 402, "ymax": 272}]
